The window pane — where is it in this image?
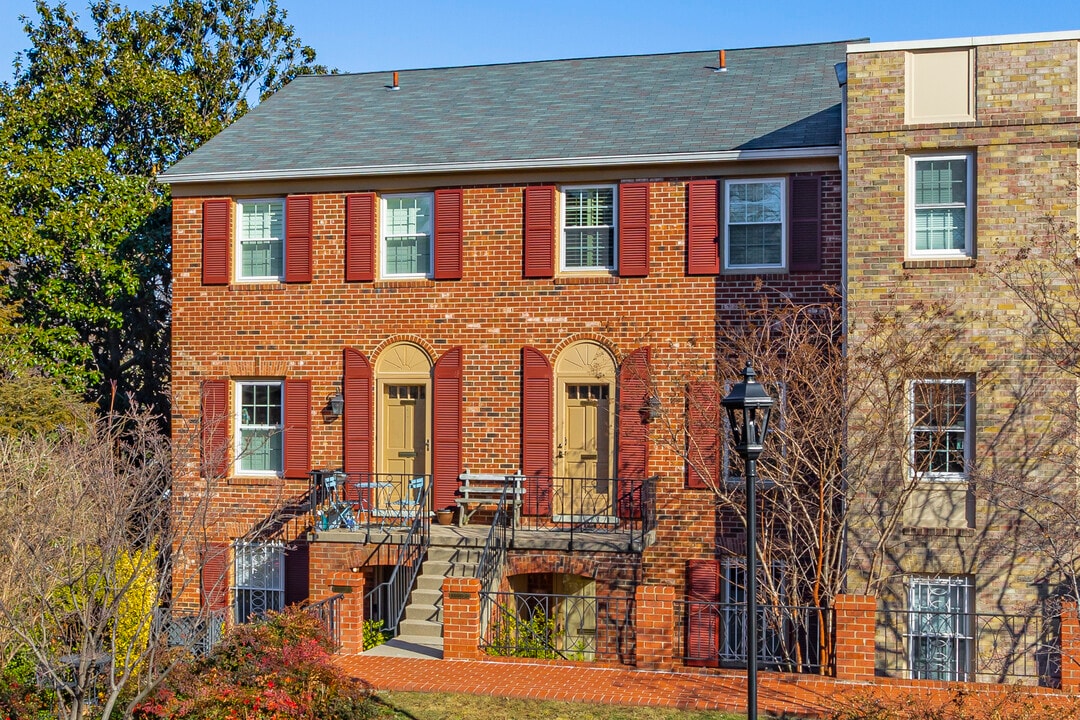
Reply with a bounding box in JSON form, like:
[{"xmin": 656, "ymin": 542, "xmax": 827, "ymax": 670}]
[
  {"xmin": 241, "ymin": 202, "xmax": 284, "ymax": 240},
  {"xmin": 565, "ymin": 228, "xmax": 614, "ymax": 268},
  {"xmin": 727, "ymin": 181, "xmax": 783, "ymax": 268},
  {"xmin": 728, "ymin": 225, "xmax": 783, "ymax": 266},
  {"xmin": 240, "ymin": 428, "xmax": 283, "ymax": 471},
  {"xmin": 565, "ymin": 188, "xmax": 614, "ymax": 227},
  {"xmin": 563, "ymin": 188, "xmax": 614, "ymax": 269},
  {"xmin": 384, "ymin": 196, "xmax": 432, "ymax": 236},
  {"xmin": 383, "ymin": 196, "xmax": 432, "ymax": 275},
  {"xmin": 915, "ymin": 208, "xmax": 966, "ymax": 251},
  {"xmin": 239, "ymin": 201, "xmax": 284, "ymax": 278},
  {"xmin": 915, "ymin": 159, "xmax": 967, "ymax": 205},
  {"xmin": 239, "ymin": 383, "xmax": 282, "ymax": 472},
  {"xmin": 241, "ymin": 240, "xmax": 283, "ymax": 277}
]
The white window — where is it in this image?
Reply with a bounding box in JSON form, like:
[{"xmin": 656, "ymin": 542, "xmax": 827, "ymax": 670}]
[
  {"xmin": 910, "ymin": 378, "xmax": 971, "ymax": 480},
  {"xmin": 235, "ymin": 381, "xmax": 283, "ymax": 475},
  {"xmin": 382, "ymin": 193, "xmax": 432, "ymax": 278},
  {"xmin": 237, "ymin": 199, "xmax": 284, "ymax": 280},
  {"xmin": 562, "ymin": 186, "xmax": 616, "ymax": 271},
  {"xmin": 909, "ymin": 155, "xmax": 973, "ymax": 257},
  {"xmin": 725, "ymin": 179, "xmax": 786, "ymax": 270},
  {"xmin": 234, "ymin": 540, "xmax": 284, "ymax": 623},
  {"xmin": 908, "ymin": 576, "xmax": 973, "ymax": 681}
]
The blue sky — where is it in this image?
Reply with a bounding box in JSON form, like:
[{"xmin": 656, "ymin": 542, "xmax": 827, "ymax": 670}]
[{"xmin": 2, "ymin": 0, "xmax": 1079, "ymax": 85}]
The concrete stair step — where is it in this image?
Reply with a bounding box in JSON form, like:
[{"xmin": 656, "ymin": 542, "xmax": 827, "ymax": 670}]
[
  {"xmin": 426, "ymin": 546, "xmax": 484, "ymax": 564},
  {"xmin": 397, "ymin": 618, "xmax": 443, "ymax": 639},
  {"xmin": 420, "ymin": 560, "xmax": 478, "ymax": 578},
  {"xmin": 408, "ymin": 588, "xmax": 443, "ymax": 607},
  {"xmin": 404, "ymin": 602, "xmax": 441, "ymax": 623}
]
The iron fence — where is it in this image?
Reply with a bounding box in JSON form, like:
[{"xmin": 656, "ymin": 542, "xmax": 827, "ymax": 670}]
[
  {"xmin": 153, "ymin": 607, "xmax": 227, "ymax": 656},
  {"xmin": 305, "ymin": 593, "xmax": 344, "ymax": 650},
  {"xmin": 474, "ymin": 481, "xmax": 512, "ymax": 634},
  {"xmin": 675, "ymin": 601, "xmax": 835, "ymax": 675},
  {"xmin": 876, "ymin": 608, "xmax": 1058, "ymax": 685},
  {"xmin": 480, "ymin": 591, "xmax": 636, "ymax": 665}
]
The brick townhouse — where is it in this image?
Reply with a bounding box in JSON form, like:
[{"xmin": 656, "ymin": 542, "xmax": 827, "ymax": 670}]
[
  {"xmin": 160, "ymin": 40, "xmax": 847, "ymax": 663},
  {"xmin": 844, "ymin": 30, "xmax": 1080, "ymax": 683}
]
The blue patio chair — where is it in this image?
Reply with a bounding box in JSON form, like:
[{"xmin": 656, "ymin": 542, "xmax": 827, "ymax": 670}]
[
  {"xmin": 385, "ymin": 476, "xmax": 425, "ymax": 517},
  {"xmin": 320, "ymin": 472, "xmax": 356, "ymax": 530}
]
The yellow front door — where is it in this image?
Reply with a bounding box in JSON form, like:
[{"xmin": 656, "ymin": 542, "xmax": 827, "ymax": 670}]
[
  {"xmin": 381, "ymin": 384, "xmax": 427, "ymax": 488},
  {"xmin": 557, "ymin": 384, "xmax": 612, "ymax": 518}
]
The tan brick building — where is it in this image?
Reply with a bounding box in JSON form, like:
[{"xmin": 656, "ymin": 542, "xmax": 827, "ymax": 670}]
[
  {"xmin": 844, "ymin": 31, "xmax": 1080, "ymax": 682},
  {"xmin": 161, "ymin": 42, "xmax": 847, "ymax": 664}
]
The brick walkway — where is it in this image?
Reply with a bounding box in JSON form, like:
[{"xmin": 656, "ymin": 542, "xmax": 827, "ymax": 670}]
[{"xmin": 338, "ymin": 653, "xmax": 846, "ymax": 717}]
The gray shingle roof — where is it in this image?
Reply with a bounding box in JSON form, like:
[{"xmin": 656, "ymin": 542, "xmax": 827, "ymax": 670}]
[{"xmin": 162, "ymin": 41, "xmax": 850, "ymax": 183}]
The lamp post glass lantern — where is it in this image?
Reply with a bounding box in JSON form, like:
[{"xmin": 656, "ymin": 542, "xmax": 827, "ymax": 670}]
[{"xmin": 721, "ymin": 361, "xmax": 774, "ymax": 720}]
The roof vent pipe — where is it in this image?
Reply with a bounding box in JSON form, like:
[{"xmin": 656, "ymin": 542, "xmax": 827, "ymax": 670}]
[
  {"xmin": 715, "ymin": 50, "xmax": 728, "ymax": 73},
  {"xmin": 391, "ymin": 71, "xmax": 400, "ymax": 90}
]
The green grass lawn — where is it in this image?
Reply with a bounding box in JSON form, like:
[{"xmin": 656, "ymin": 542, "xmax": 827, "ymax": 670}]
[{"xmin": 371, "ymin": 691, "xmax": 746, "ymax": 720}]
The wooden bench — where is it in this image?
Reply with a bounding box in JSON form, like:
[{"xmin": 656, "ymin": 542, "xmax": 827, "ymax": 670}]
[{"xmin": 455, "ymin": 471, "xmax": 525, "ymax": 527}]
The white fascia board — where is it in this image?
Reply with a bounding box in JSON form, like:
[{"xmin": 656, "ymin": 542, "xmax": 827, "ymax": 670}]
[
  {"xmin": 158, "ymin": 146, "xmax": 841, "ymax": 185},
  {"xmin": 850, "ymin": 29, "xmax": 1080, "ymax": 54}
]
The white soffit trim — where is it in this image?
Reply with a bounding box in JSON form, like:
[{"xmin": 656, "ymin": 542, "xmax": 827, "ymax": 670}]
[
  {"xmin": 159, "ymin": 146, "xmax": 841, "ymax": 185},
  {"xmin": 849, "ymin": 29, "xmax": 1080, "ymax": 54}
]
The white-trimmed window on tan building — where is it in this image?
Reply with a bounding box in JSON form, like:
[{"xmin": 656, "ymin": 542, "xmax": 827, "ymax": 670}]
[
  {"xmin": 237, "ymin": 199, "xmax": 284, "ymax": 280},
  {"xmin": 381, "ymin": 193, "xmax": 433, "ymax": 278},
  {"xmin": 908, "ymin": 575, "xmax": 973, "ymax": 682},
  {"xmin": 562, "ymin": 185, "xmax": 616, "ymax": 271},
  {"xmin": 909, "ymin": 154, "xmax": 973, "ymax": 258},
  {"xmin": 724, "ymin": 178, "xmax": 786, "ymax": 271},
  {"xmin": 910, "ymin": 378, "xmax": 971, "ymax": 480},
  {"xmin": 235, "ymin": 381, "xmax": 283, "ymax": 475}
]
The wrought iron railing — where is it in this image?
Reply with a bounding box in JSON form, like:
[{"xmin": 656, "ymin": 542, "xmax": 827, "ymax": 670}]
[
  {"xmin": 515, "ymin": 474, "xmax": 659, "ymax": 552},
  {"xmin": 474, "ymin": 481, "xmax": 513, "ymax": 634},
  {"xmin": 480, "ymin": 591, "xmax": 636, "ymax": 665},
  {"xmin": 153, "ymin": 607, "xmax": 227, "ymax": 657},
  {"xmin": 309, "ymin": 470, "xmax": 433, "ymax": 535},
  {"xmin": 362, "ymin": 477, "xmax": 431, "ymax": 636},
  {"xmin": 876, "ymin": 608, "xmax": 1058, "ymax": 685},
  {"xmin": 676, "ymin": 601, "xmax": 835, "ymax": 675},
  {"xmin": 305, "ymin": 593, "xmax": 344, "ymax": 650}
]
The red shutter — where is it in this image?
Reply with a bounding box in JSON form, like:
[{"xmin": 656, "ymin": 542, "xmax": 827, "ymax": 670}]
[
  {"xmin": 201, "ymin": 379, "xmax": 228, "ymax": 478},
  {"xmin": 523, "ymin": 186, "xmax": 556, "ymax": 278},
  {"xmin": 789, "ymin": 175, "xmax": 822, "ymax": 272},
  {"xmin": 434, "ymin": 189, "xmax": 463, "ymax": 280},
  {"xmin": 285, "ymin": 195, "xmax": 313, "ymax": 283},
  {"xmin": 686, "ymin": 559, "xmax": 720, "ymax": 667},
  {"xmin": 433, "ymin": 348, "xmax": 463, "ymax": 511},
  {"xmin": 687, "ymin": 381, "xmax": 720, "ymax": 489},
  {"xmin": 521, "ymin": 347, "xmax": 553, "ymax": 516},
  {"xmin": 617, "ymin": 347, "xmax": 650, "ymax": 518},
  {"xmin": 283, "ymin": 379, "xmax": 312, "ymax": 479},
  {"xmin": 686, "ymin": 181, "xmax": 719, "ymax": 275},
  {"xmin": 343, "ymin": 348, "xmax": 372, "ymax": 476},
  {"xmin": 202, "ymin": 199, "xmax": 231, "ymax": 285},
  {"xmin": 200, "ymin": 543, "xmax": 229, "ymax": 612},
  {"xmin": 345, "ymin": 193, "xmax": 375, "ymax": 282},
  {"xmin": 284, "ymin": 542, "xmax": 310, "ymax": 607},
  {"xmin": 618, "ymin": 183, "xmax": 650, "ymax": 277}
]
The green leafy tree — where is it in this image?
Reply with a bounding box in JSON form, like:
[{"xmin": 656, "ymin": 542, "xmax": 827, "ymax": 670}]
[{"xmin": 0, "ymin": 0, "xmax": 330, "ymax": 416}]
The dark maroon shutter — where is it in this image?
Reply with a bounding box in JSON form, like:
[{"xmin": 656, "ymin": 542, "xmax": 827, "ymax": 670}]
[
  {"xmin": 202, "ymin": 199, "xmax": 231, "ymax": 285},
  {"xmin": 687, "ymin": 381, "xmax": 720, "ymax": 489},
  {"xmin": 433, "ymin": 348, "xmax": 463, "ymax": 511},
  {"xmin": 686, "ymin": 559, "xmax": 720, "ymax": 667},
  {"xmin": 201, "ymin": 379, "xmax": 228, "ymax": 478},
  {"xmin": 284, "ymin": 195, "xmax": 313, "ymax": 283},
  {"xmin": 687, "ymin": 181, "xmax": 719, "ymax": 275},
  {"xmin": 200, "ymin": 543, "xmax": 229, "ymax": 612},
  {"xmin": 789, "ymin": 175, "xmax": 822, "ymax": 272},
  {"xmin": 283, "ymin": 379, "xmax": 312, "ymax": 479},
  {"xmin": 343, "ymin": 348, "xmax": 372, "ymax": 477},
  {"xmin": 284, "ymin": 542, "xmax": 310, "ymax": 607},
  {"xmin": 524, "ymin": 186, "xmax": 555, "ymax": 278},
  {"xmin": 617, "ymin": 347, "xmax": 650, "ymax": 518},
  {"xmin": 521, "ymin": 347, "xmax": 553, "ymax": 517},
  {"xmin": 345, "ymin": 193, "xmax": 375, "ymax": 282},
  {"xmin": 434, "ymin": 189, "xmax": 463, "ymax": 280},
  {"xmin": 618, "ymin": 183, "xmax": 650, "ymax": 277}
]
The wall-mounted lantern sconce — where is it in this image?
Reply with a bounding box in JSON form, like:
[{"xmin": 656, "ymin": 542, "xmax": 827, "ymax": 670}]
[
  {"xmin": 327, "ymin": 392, "xmax": 344, "ymax": 418},
  {"xmin": 640, "ymin": 395, "xmax": 662, "ymax": 424}
]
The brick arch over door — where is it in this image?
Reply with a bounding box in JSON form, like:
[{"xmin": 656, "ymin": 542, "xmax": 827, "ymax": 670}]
[{"xmin": 504, "ymin": 554, "xmax": 601, "ymax": 582}]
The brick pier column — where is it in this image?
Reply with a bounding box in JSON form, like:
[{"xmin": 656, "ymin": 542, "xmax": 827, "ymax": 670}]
[
  {"xmin": 635, "ymin": 584, "xmax": 675, "ymax": 669},
  {"xmin": 442, "ymin": 577, "xmax": 481, "ymax": 659},
  {"xmin": 1060, "ymin": 600, "xmax": 1080, "ymax": 692},
  {"xmin": 328, "ymin": 571, "xmax": 365, "ymax": 655},
  {"xmin": 833, "ymin": 594, "xmax": 876, "ymax": 681}
]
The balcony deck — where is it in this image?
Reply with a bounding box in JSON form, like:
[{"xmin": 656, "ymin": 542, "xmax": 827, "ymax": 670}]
[{"xmin": 312, "ymin": 522, "xmax": 655, "ymax": 553}]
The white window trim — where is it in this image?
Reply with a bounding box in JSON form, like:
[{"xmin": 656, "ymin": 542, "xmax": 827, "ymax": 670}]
[
  {"xmin": 380, "ymin": 192, "xmax": 433, "ymax": 279},
  {"xmin": 723, "ymin": 178, "xmax": 787, "ymax": 271},
  {"xmin": 233, "ymin": 540, "xmax": 285, "ymax": 624},
  {"xmin": 907, "ymin": 153, "xmax": 974, "ymax": 259},
  {"xmin": 235, "ymin": 197, "xmax": 285, "ymax": 282},
  {"xmin": 234, "ymin": 379, "xmax": 284, "ymax": 477},
  {"xmin": 560, "ymin": 184, "xmax": 618, "ymax": 272},
  {"xmin": 909, "ymin": 378, "xmax": 972, "ymax": 482}
]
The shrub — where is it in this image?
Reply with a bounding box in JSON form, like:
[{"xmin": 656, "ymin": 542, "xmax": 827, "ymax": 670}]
[
  {"xmin": 362, "ymin": 620, "xmax": 388, "ymax": 651},
  {"xmin": 485, "ymin": 607, "xmax": 559, "ymax": 659},
  {"xmin": 828, "ymin": 686, "xmax": 1080, "ymax": 720},
  {"xmin": 0, "ymin": 650, "xmax": 54, "ymax": 720},
  {"xmin": 135, "ymin": 605, "xmax": 378, "ymax": 719}
]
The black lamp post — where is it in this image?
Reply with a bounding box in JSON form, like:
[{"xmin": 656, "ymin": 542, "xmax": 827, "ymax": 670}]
[{"xmin": 721, "ymin": 361, "xmax": 774, "ymax": 720}]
